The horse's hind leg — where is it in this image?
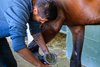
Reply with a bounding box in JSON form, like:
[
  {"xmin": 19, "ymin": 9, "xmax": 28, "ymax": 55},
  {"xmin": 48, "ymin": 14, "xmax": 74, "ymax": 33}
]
[{"xmin": 68, "ymin": 25, "xmax": 85, "ymax": 67}]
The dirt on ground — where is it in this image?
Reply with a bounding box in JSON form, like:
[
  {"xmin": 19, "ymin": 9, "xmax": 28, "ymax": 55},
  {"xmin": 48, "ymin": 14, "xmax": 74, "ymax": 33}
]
[{"xmin": 8, "ymin": 33, "xmax": 70, "ymax": 67}]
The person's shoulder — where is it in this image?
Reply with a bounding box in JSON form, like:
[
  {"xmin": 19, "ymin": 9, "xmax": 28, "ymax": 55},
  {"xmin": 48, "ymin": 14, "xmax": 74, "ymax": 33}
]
[
  {"xmin": 13, "ymin": 0, "xmax": 31, "ymax": 5},
  {"xmin": 12, "ymin": 0, "xmax": 32, "ymax": 11}
]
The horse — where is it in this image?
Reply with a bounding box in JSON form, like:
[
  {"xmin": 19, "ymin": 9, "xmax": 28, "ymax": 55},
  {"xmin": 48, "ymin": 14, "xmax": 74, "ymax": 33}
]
[{"xmin": 31, "ymin": 0, "xmax": 100, "ymax": 67}]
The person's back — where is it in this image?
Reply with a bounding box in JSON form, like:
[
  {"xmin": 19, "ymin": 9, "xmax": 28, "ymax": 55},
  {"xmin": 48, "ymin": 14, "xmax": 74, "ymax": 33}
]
[
  {"xmin": 0, "ymin": 0, "xmax": 32, "ymax": 38},
  {"xmin": 0, "ymin": 0, "xmax": 12, "ymax": 38},
  {"xmin": 0, "ymin": 0, "xmax": 13, "ymax": 21}
]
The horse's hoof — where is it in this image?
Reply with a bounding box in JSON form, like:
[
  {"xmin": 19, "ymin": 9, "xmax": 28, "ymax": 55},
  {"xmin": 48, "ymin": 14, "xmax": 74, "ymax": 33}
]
[{"xmin": 43, "ymin": 53, "xmax": 57, "ymax": 65}]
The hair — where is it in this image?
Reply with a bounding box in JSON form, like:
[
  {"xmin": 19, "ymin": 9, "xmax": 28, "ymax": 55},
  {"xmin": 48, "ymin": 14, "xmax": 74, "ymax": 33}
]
[{"xmin": 35, "ymin": 0, "xmax": 58, "ymax": 21}]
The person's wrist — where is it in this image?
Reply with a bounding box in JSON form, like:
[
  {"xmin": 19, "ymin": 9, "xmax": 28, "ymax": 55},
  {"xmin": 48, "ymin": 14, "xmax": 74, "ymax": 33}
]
[
  {"xmin": 36, "ymin": 62, "xmax": 42, "ymax": 67},
  {"xmin": 43, "ymin": 49, "xmax": 50, "ymax": 54}
]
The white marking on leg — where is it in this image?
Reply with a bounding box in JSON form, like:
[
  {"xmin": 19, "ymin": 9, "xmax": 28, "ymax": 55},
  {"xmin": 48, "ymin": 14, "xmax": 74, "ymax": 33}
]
[{"xmin": 75, "ymin": 51, "xmax": 77, "ymax": 56}]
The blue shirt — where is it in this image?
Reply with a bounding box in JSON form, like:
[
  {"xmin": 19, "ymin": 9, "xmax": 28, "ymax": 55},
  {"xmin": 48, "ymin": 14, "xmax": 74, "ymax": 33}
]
[{"xmin": 0, "ymin": 0, "xmax": 42, "ymax": 52}]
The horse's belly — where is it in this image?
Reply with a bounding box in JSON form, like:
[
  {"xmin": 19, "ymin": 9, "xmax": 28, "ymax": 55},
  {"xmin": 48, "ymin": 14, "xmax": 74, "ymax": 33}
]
[
  {"xmin": 66, "ymin": 15, "xmax": 100, "ymax": 25},
  {"xmin": 65, "ymin": 12, "xmax": 100, "ymax": 25}
]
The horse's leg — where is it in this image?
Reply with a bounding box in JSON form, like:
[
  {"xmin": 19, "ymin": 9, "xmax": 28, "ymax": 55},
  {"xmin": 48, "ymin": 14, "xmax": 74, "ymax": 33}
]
[
  {"xmin": 41, "ymin": 22, "xmax": 63, "ymax": 43},
  {"xmin": 40, "ymin": 17, "xmax": 64, "ymax": 43},
  {"xmin": 68, "ymin": 25, "xmax": 85, "ymax": 67}
]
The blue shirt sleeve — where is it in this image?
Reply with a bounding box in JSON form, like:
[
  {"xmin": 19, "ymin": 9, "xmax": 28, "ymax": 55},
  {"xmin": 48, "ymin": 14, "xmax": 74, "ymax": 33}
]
[{"xmin": 4, "ymin": 0, "xmax": 32, "ymax": 52}]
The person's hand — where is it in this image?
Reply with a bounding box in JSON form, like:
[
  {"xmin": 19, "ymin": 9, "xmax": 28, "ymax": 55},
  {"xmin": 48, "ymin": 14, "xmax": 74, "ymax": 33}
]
[{"xmin": 37, "ymin": 63, "xmax": 51, "ymax": 67}]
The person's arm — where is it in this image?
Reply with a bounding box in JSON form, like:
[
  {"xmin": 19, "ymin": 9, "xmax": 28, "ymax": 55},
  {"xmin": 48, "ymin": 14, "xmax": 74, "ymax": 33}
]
[
  {"xmin": 32, "ymin": 33, "xmax": 49, "ymax": 54},
  {"xmin": 29, "ymin": 21, "xmax": 50, "ymax": 54},
  {"xmin": 18, "ymin": 48, "xmax": 50, "ymax": 67},
  {"xmin": 18, "ymin": 48, "xmax": 42, "ymax": 66}
]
